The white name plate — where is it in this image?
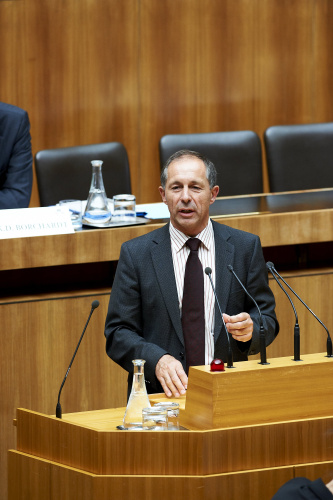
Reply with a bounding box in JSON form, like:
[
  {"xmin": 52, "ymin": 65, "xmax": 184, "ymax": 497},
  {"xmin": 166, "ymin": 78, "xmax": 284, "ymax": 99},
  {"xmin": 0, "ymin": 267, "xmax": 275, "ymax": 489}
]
[{"xmin": 0, "ymin": 206, "xmax": 74, "ymax": 239}]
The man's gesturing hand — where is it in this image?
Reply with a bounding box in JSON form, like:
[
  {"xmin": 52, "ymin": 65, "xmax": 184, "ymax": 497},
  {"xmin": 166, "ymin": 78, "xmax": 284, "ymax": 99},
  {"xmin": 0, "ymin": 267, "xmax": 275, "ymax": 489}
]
[
  {"xmin": 155, "ymin": 354, "xmax": 188, "ymax": 397},
  {"xmin": 223, "ymin": 312, "xmax": 253, "ymax": 342}
]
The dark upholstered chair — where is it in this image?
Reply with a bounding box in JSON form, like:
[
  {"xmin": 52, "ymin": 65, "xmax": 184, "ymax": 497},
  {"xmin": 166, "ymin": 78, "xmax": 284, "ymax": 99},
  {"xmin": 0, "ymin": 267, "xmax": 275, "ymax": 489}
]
[
  {"xmin": 264, "ymin": 123, "xmax": 333, "ymax": 192},
  {"xmin": 35, "ymin": 142, "xmax": 131, "ymax": 206},
  {"xmin": 159, "ymin": 131, "xmax": 263, "ymax": 196}
]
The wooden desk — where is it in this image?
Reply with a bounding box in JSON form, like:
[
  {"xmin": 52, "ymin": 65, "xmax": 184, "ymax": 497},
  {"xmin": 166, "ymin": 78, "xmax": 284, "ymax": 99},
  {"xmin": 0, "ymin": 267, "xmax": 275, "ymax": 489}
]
[
  {"xmin": 1, "ymin": 188, "xmax": 333, "ymax": 499},
  {"xmin": 0, "ymin": 189, "xmax": 332, "ymax": 272}
]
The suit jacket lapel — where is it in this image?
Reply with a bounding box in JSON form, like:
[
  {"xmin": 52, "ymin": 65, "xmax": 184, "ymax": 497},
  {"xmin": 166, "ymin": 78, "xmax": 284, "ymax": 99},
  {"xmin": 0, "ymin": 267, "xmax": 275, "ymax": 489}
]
[
  {"xmin": 150, "ymin": 224, "xmax": 184, "ymax": 346},
  {"xmin": 212, "ymin": 221, "xmax": 235, "ymax": 341}
]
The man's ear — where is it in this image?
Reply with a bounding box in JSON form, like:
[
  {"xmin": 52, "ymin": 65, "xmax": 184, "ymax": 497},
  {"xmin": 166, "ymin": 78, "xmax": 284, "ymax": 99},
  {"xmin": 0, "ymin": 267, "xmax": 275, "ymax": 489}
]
[
  {"xmin": 158, "ymin": 186, "xmax": 167, "ymax": 204},
  {"xmin": 210, "ymin": 185, "xmax": 219, "ymax": 204}
]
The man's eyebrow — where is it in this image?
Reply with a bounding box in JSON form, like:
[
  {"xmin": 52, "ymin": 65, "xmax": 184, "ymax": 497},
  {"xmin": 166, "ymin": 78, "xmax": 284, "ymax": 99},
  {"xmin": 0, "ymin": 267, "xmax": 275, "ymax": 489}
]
[
  {"xmin": 168, "ymin": 178, "xmax": 205, "ymax": 185},
  {"xmin": 189, "ymin": 179, "xmax": 205, "ymax": 185}
]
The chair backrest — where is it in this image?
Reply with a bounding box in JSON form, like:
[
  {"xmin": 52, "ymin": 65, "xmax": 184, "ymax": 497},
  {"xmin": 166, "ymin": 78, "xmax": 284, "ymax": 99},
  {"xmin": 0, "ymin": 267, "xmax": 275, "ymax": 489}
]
[
  {"xmin": 35, "ymin": 142, "xmax": 131, "ymax": 206},
  {"xmin": 159, "ymin": 131, "xmax": 263, "ymax": 196},
  {"xmin": 264, "ymin": 123, "xmax": 333, "ymax": 192}
]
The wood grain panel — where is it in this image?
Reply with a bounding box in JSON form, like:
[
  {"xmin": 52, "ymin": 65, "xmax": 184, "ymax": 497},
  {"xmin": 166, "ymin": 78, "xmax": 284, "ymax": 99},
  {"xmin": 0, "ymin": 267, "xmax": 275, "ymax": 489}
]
[
  {"xmin": 0, "ymin": 207, "xmax": 332, "ymax": 272},
  {"xmin": 139, "ymin": 0, "xmax": 259, "ymax": 201},
  {"xmin": 313, "ymin": 0, "xmax": 333, "ymax": 121},
  {"xmin": 8, "ymin": 452, "xmax": 52, "ymax": 500},
  {"xmin": 15, "ymin": 408, "xmax": 333, "ymax": 477},
  {"xmin": 254, "ymin": 0, "xmax": 315, "ymax": 130},
  {"xmin": 1, "ymin": 292, "xmax": 127, "ymax": 500},
  {"xmin": 181, "ymin": 355, "xmax": 333, "ymax": 430},
  {"xmin": 2, "ymin": 0, "xmax": 333, "ymax": 207},
  {"xmin": 8, "ymin": 450, "xmax": 295, "ymax": 500},
  {"xmin": 268, "ymin": 270, "xmax": 333, "ymax": 358},
  {"xmin": 0, "ymin": 0, "xmax": 139, "ymax": 207},
  {"xmin": 9, "ymin": 407, "xmax": 333, "ymax": 500}
]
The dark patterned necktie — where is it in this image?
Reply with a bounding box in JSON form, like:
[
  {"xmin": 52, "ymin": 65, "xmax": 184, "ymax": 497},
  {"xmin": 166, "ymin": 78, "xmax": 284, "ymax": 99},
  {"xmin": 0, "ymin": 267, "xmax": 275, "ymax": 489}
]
[{"xmin": 181, "ymin": 238, "xmax": 205, "ymax": 373}]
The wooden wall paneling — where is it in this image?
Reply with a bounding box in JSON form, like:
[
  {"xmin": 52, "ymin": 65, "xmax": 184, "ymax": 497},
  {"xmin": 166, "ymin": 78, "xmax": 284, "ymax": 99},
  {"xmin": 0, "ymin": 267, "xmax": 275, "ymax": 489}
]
[
  {"xmin": 0, "ymin": 1, "xmax": 30, "ymax": 106},
  {"xmin": 254, "ymin": 0, "xmax": 315, "ymax": 131},
  {"xmin": 139, "ymin": 0, "xmax": 260, "ymax": 203},
  {"xmin": 2, "ymin": 0, "xmax": 333, "ymax": 206},
  {"xmin": 31, "ymin": 0, "xmax": 140, "ymax": 202},
  {"xmin": 192, "ymin": 0, "xmax": 258, "ymax": 134},
  {"xmin": 139, "ymin": 0, "xmax": 200, "ymax": 203},
  {"xmin": 0, "ymin": 292, "xmax": 127, "ymax": 500},
  {"xmin": 266, "ymin": 271, "xmax": 333, "ymax": 359},
  {"xmin": 313, "ymin": 0, "xmax": 333, "ymax": 121},
  {"xmin": 253, "ymin": 0, "xmax": 317, "ymax": 190},
  {"xmin": 0, "ymin": 0, "xmax": 140, "ymax": 207}
]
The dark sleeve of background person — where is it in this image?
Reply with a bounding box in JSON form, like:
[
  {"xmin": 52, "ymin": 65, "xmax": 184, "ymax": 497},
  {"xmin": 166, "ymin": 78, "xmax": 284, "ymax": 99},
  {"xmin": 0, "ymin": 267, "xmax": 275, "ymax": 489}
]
[
  {"xmin": 0, "ymin": 108, "xmax": 33, "ymax": 209},
  {"xmin": 271, "ymin": 477, "xmax": 333, "ymax": 500}
]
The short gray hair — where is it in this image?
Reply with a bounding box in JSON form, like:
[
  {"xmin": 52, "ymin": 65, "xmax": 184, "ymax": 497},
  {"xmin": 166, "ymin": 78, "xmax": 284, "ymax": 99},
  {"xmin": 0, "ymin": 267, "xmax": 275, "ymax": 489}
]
[{"xmin": 160, "ymin": 149, "xmax": 217, "ymax": 189}]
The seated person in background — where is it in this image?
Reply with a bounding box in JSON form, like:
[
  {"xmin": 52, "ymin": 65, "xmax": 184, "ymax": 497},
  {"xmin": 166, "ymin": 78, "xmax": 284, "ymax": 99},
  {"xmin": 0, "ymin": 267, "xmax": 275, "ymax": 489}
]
[
  {"xmin": 105, "ymin": 150, "xmax": 279, "ymax": 397},
  {"xmin": 0, "ymin": 101, "xmax": 33, "ymax": 209},
  {"xmin": 271, "ymin": 477, "xmax": 333, "ymax": 499}
]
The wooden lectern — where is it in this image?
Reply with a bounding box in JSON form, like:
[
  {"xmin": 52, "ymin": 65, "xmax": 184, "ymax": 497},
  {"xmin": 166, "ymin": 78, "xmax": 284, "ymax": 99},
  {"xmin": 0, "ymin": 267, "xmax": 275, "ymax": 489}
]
[{"xmin": 8, "ymin": 353, "xmax": 333, "ymax": 500}]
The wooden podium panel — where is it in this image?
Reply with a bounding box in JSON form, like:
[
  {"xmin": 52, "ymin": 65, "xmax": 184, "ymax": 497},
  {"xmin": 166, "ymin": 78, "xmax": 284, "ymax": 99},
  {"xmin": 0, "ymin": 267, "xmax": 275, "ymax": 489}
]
[
  {"xmin": 11, "ymin": 408, "xmax": 333, "ymax": 476},
  {"xmin": 8, "ymin": 353, "xmax": 333, "ymax": 500},
  {"xmin": 8, "ymin": 450, "xmax": 298, "ymax": 500},
  {"xmin": 181, "ymin": 353, "xmax": 333, "ymax": 430},
  {"xmin": 8, "ymin": 409, "xmax": 333, "ymax": 500}
]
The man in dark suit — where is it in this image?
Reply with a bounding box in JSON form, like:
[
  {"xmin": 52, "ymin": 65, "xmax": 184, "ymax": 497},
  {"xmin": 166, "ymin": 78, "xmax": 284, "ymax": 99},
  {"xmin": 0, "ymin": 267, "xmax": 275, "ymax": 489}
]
[
  {"xmin": 0, "ymin": 102, "xmax": 33, "ymax": 209},
  {"xmin": 105, "ymin": 150, "xmax": 279, "ymax": 396}
]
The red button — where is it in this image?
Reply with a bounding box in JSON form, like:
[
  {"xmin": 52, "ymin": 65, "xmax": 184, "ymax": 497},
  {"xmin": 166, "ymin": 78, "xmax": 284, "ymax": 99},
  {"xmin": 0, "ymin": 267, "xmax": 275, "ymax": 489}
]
[{"xmin": 210, "ymin": 359, "xmax": 225, "ymax": 372}]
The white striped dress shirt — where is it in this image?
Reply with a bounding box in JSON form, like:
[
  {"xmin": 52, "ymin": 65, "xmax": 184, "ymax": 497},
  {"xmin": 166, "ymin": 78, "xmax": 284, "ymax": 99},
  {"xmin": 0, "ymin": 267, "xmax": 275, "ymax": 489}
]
[{"xmin": 169, "ymin": 219, "xmax": 216, "ymax": 364}]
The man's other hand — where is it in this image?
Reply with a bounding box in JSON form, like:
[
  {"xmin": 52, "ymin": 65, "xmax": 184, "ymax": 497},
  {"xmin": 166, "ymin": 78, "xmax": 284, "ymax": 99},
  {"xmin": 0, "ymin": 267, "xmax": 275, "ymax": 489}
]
[{"xmin": 155, "ymin": 354, "xmax": 188, "ymax": 397}]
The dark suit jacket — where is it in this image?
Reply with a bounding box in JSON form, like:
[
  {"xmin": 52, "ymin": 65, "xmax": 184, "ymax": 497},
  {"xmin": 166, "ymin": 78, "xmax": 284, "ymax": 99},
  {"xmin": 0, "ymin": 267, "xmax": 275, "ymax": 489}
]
[
  {"xmin": 105, "ymin": 220, "xmax": 279, "ymax": 393},
  {"xmin": 271, "ymin": 478, "xmax": 333, "ymax": 499},
  {"xmin": 0, "ymin": 102, "xmax": 33, "ymax": 209}
]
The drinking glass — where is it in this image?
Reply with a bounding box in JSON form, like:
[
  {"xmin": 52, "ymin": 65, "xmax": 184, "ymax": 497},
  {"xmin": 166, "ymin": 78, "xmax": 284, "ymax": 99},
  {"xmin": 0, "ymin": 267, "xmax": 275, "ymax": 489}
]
[
  {"xmin": 142, "ymin": 407, "xmax": 168, "ymax": 431},
  {"xmin": 112, "ymin": 194, "xmax": 136, "ymax": 221},
  {"xmin": 153, "ymin": 402, "xmax": 180, "ymax": 430},
  {"xmin": 59, "ymin": 199, "xmax": 82, "ymax": 230}
]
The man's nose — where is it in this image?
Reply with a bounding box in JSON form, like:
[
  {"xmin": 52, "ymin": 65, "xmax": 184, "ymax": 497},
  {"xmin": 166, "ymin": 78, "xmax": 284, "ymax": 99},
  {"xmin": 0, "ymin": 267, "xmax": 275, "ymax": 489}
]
[{"xmin": 180, "ymin": 187, "xmax": 191, "ymax": 202}]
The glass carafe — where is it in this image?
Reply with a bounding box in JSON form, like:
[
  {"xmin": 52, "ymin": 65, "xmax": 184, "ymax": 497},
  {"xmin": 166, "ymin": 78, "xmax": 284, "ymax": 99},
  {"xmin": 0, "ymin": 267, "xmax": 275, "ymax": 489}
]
[
  {"xmin": 83, "ymin": 160, "xmax": 111, "ymax": 223},
  {"xmin": 123, "ymin": 359, "xmax": 151, "ymax": 429}
]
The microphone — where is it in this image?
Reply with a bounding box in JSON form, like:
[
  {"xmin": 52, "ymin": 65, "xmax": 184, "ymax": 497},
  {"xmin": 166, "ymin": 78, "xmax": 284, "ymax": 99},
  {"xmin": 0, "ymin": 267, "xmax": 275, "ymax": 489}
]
[
  {"xmin": 227, "ymin": 264, "xmax": 269, "ymax": 365},
  {"xmin": 267, "ymin": 262, "xmax": 333, "ymax": 358},
  {"xmin": 56, "ymin": 300, "xmax": 100, "ymax": 418},
  {"xmin": 266, "ymin": 262, "xmax": 301, "ymax": 361},
  {"xmin": 205, "ymin": 267, "xmax": 234, "ymax": 368}
]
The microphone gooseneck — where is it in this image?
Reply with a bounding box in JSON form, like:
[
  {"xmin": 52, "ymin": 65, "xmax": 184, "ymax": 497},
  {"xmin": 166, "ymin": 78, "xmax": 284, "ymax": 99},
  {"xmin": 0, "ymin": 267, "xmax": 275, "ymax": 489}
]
[
  {"xmin": 204, "ymin": 267, "xmax": 234, "ymax": 368},
  {"xmin": 267, "ymin": 262, "xmax": 332, "ymax": 358},
  {"xmin": 56, "ymin": 300, "xmax": 100, "ymax": 419},
  {"xmin": 227, "ymin": 264, "xmax": 269, "ymax": 365},
  {"xmin": 266, "ymin": 262, "xmax": 301, "ymax": 361}
]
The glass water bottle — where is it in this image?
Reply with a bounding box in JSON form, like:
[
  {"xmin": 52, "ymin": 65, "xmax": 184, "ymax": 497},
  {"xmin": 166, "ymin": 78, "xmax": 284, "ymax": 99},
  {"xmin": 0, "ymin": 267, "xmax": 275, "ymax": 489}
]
[
  {"xmin": 83, "ymin": 160, "xmax": 111, "ymax": 223},
  {"xmin": 123, "ymin": 359, "xmax": 151, "ymax": 429}
]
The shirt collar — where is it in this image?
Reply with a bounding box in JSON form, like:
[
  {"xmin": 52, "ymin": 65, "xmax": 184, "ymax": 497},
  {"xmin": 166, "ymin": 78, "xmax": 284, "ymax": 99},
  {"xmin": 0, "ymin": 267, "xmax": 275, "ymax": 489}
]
[{"xmin": 169, "ymin": 219, "xmax": 214, "ymax": 253}]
